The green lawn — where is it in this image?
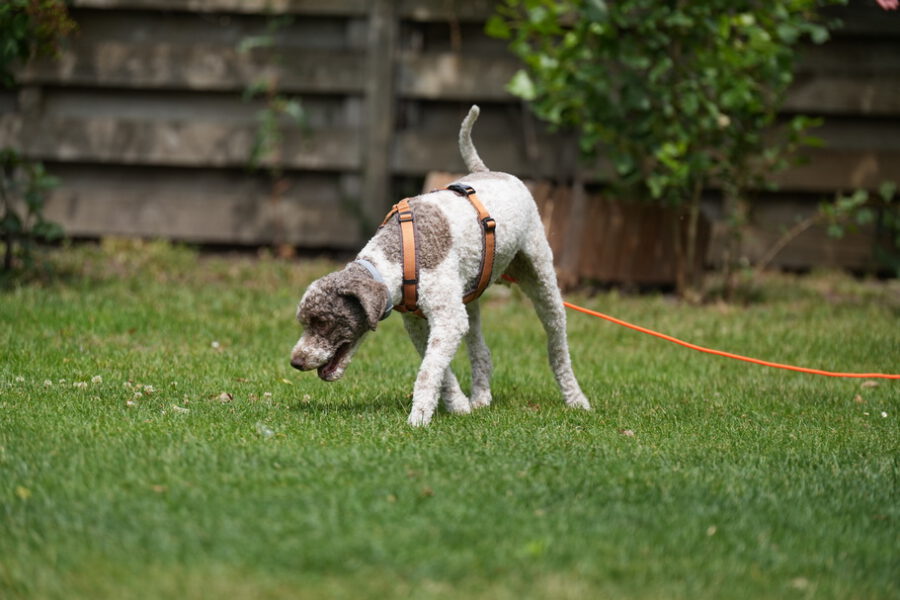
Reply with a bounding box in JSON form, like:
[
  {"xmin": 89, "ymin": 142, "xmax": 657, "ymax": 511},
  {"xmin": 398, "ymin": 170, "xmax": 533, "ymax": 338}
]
[{"xmin": 1, "ymin": 240, "xmax": 898, "ymax": 599}]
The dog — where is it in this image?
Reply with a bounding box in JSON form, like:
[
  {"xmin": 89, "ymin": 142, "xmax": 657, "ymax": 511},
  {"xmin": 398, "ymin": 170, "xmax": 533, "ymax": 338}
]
[{"xmin": 290, "ymin": 105, "xmax": 590, "ymax": 426}]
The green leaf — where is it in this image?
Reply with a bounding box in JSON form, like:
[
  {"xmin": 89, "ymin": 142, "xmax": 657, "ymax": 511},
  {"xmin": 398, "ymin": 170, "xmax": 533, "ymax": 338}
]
[
  {"xmin": 32, "ymin": 220, "xmax": 63, "ymax": 241},
  {"xmin": 585, "ymin": 0, "xmax": 608, "ymax": 21},
  {"xmin": 808, "ymin": 24, "xmax": 829, "ymax": 45},
  {"xmin": 1, "ymin": 211, "xmax": 22, "ymax": 234},
  {"xmin": 826, "ymin": 223, "xmax": 844, "ymax": 239},
  {"xmin": 485, "ymin": 15, "xmax": 511, "ymax": 40},
  {"xmin": 281, "ymin": 99, "xmax": 304, "ymax": 123},
  {"xmin": 237, "ymin": 35, "xmax": 273, "ymax": 54},
  {"xmin": 25, "ymin": 188, "xmax": 44, "ymax": 212},
  {"xmin": 855, "ymin": 208, "xmax": 874, "ymax": 226},
  {"xmin": 242, "ymin": 80, "xmax": 269, "ymax": 101},
  {"xmin": 506, "ymin": 69, "xmax": 537, "ymax": 101}
]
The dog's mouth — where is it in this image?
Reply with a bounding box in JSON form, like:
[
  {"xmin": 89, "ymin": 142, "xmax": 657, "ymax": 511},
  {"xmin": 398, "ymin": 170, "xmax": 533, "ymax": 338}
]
[{"xmin": 317, "ymin": 343, "xmax": 352, "ymax": 382}]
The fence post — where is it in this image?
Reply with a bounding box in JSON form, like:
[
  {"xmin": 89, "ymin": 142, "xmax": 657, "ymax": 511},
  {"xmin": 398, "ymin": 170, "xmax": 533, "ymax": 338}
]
[{"xmin": 362, "ymin": 0, "xmax": 397, "ymax": 231}]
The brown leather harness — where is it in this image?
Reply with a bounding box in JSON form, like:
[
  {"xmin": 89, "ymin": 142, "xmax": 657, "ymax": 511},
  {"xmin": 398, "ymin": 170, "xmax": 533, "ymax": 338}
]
[{"xmin": 379, "ymin": 183, "xmax": 496, "ymax": 317}]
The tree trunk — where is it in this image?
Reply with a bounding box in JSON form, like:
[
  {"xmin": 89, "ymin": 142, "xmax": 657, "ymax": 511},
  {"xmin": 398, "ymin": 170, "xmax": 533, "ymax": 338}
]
[
  {"xmin": 683, "ymin": 180, "xmax": 703, "ymax": 302},
  {"xmin": 2, "ymin": 232, "xmax": 12, "ymax": 272},
  {"xmin": 673, "ymin": 207, "xmax": 686, "ymax": 297},
  {"xmin": 1, "ymin": 168, "xmax": 12, "ymax": 272},
  {"xmin": 722, "ymin": 187, "xmax": 748, "ymax": 301}
]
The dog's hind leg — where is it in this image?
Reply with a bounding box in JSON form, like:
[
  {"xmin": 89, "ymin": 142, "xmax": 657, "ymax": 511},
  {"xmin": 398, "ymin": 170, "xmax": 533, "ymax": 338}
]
[
  {"xmin": 465, "ymin": 302, "xmax": 493, "ymax": 409},
  {"xmin": 506, "ymin": 238, "xmax": 591, "ymax": 410},
  {"xmin": 402, "ymin": 314, "xmax": 472, "ymax": 418}
]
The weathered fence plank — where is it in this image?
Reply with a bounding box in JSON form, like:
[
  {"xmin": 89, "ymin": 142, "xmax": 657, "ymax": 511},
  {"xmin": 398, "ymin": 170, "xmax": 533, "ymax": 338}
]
[
  {"xmin": 72, "ymin": 0, "xmax": 369, "ymax": 15},
  {"xmin": 1, "ymin": 114, "xmax": 360, "ymax": 170},
  {"xmin": 5, "ymin": 110, "xmax": 896, "ymax": 193},
  {"xmin": 44, "ymin": 165, "xmax": 362, "ymax": 247},
  {"xmin": 786, "ymin": 75, "xmax": 900, "ymax": 116},
  {"xmin": 23, "ymin": 43, "xmax": 900, "ymax": 116},
  {"xmin": 20, "ymin": 43, "xmax": 366, "ymax": 93},
  {"xmin": 394, "ymin": 130, "xmax": 900, "ymax": 193},
  {"xmin": 775, "ymin": 149, "xmax": 900, "ymax": 192},
  {"xmin": 70, "ymin": 0, "xmax": 498, "ymax": 19},
  {"xmin": 400, "ymin": 53, "xmax": 900, "ymax": 115},
  {"xmin": 362, "ymin": 0, "xmax": 397, "ymax": 227},
  {"xmin": 397, "ymin": 53, "xmax": 518, "ymax": 101},
  {"xmin": 734, "ymin": 199, "xmax": 879, "ymax": 271},
  {"xmin": 398, "ymin": 0, "xmax": 496, "ymax": 21}
]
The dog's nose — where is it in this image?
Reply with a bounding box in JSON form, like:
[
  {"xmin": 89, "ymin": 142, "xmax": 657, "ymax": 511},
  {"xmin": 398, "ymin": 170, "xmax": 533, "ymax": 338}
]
[{"xmin": 290, "ymin": 357, "xmax": 307, "ymax": 371}]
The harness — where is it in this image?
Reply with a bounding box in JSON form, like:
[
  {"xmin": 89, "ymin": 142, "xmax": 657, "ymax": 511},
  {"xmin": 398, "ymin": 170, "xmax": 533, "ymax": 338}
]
[{"xmin": 379, "ymin": 183, "xmax": 496, "ymax": 317}]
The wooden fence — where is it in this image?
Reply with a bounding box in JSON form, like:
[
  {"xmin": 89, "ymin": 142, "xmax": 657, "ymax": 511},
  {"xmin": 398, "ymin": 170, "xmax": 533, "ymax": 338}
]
[{"xmin": 1, "ymin": 0, "xmax": 898, "ymax": 281}]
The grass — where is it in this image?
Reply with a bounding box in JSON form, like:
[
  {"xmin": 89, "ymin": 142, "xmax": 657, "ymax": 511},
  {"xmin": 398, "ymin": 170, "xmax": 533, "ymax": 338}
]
[{"xmin": 1, "ymin": 240, "xmax": 898, "ymax": 599}]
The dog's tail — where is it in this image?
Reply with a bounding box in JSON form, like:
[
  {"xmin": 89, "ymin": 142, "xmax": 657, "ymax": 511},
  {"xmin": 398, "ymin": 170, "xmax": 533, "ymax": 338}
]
[{"xmin": 459, "ymin": 105, "xmax": 489, "ymax": 173}]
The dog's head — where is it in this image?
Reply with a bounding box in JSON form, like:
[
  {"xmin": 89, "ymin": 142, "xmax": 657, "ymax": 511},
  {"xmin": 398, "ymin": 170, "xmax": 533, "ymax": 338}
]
[{"xmin": 290, "ymin": 265, "xmax": 389, "ymax": 382}]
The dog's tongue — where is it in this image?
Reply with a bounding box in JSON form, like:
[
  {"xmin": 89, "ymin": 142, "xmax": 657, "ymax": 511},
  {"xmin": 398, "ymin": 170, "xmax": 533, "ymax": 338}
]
[{"xmin": 317, "ymin": 344, "xmax": 349, "ymax": 381}]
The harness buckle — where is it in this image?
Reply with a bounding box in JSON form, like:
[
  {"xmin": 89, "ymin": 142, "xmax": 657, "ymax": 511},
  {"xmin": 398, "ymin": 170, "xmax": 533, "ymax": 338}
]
[
  {"xmin": 398, "ymin": 210, "xmax": 414, "ymax": 223},
  {"xmin": 482, "ymin": 217, "xmax": 496, "ymax": 232},
  {"xmin": 447, "ymin": 183, "xmax": 475, "ymax": 196}
]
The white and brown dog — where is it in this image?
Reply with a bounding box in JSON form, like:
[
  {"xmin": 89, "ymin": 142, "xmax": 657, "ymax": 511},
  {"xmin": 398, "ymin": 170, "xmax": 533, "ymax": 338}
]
[{"xmin": 291, "ymin": 106, "xmax": 590, "ymax": 426}]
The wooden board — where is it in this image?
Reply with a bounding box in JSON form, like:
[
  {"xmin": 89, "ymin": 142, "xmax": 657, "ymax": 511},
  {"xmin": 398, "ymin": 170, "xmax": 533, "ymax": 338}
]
[
  {"xmin": 4, "ymin": 108, "xmax": 897, "ymax": 193},
  {"xmin": 774, "ymin": 149, "xmax": 900, "ymax": 192},
  {"xmin": 19, "ymin": 43, "xmax": 365, "ymax": 93},
  {"xmin": 43, "ymin": 165, "xmax": 363, "ymax": 247},
  {"xmin": 0, "ymin": 114, "xmax": 360, "ymax": 170},
  {"xmin": 535, "ymin": 190, "xmax": 710, "ymax": 286},
  {"xmin": 397, "ymin": 53, "xmax": 518, "ymax": 101},
  {"xmin": 70, "ymin": 0, "xmax": 498, "ymax": 19},
  {"xmin": 72, "ymin": 0, "xmax": 369, "ymax": 15},
  {"xmin": 737, "ymin": 201, "xmax": 879, "ymax": 271},
  {"xmin": 785, "ymin": 74, "xmax": 900, "ymax": 116}
]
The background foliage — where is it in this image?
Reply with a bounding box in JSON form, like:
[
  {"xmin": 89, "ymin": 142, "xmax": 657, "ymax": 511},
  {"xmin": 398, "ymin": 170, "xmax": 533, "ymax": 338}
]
[
  {"xmin": 488, "ymin": 0, "xmax": 846, "ymax": 296},
  {"xmin": 0, "ymin": 0, "xmax": 75, "ymax": 272}
]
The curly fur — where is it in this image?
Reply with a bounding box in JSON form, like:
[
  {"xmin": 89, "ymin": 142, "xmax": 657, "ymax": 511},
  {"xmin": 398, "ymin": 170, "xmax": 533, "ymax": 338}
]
[{"xmin": 291, "ymin": 105, "xmax": 590, "ymax": 426}]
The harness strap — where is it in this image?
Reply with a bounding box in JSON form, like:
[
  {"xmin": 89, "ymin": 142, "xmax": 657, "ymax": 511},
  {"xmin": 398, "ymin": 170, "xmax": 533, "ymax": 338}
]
[
  {"xmin": 380, "ymin": 184, "xmax": 496, "ymax": 317},
  {"xmin": 448, "ymin": 184, "xmax": 496, "ymax": 304},
  {"xmin": 395, "ymin": 198, "xmax": 419, "ymax": 314}
]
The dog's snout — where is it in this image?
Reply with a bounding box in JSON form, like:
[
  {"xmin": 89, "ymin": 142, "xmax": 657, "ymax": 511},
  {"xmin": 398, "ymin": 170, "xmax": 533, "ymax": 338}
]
[{"xmin": 290, "ymin": 357, "xmax": 309, "ymax": 371}]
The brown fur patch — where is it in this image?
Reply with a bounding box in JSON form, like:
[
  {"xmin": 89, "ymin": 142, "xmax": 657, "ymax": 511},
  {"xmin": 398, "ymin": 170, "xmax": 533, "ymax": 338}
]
[
  {"xmin": 376, "ymin": 200, "xmax": 451, "ymax": 269},
  {"xmin": 298, "ymin": 265, "xmax": 386, "ymax": 334}
]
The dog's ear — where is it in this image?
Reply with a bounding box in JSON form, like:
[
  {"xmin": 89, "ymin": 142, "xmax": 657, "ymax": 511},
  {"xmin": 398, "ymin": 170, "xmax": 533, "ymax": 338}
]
[{"xmin": 338, "ymin": 275, "xmax": 388, "ymax": 331}]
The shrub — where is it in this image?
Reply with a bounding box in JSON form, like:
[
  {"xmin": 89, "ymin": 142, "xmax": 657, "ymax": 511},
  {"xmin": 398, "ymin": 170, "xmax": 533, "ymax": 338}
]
[
  {"xmin": 489, "ymin": 0, "xmax": 844, "ymax": 297},
  {"xmin": 0, "ymin": 0, "xmax": 75, "ymax": 271}
]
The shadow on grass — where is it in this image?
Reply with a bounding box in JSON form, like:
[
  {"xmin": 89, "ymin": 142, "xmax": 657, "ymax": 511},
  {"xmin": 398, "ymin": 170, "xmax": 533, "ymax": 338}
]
[
  {"xmin": 289, "ymin": 384, "xmax": 410, "ymax": 416},
  {"xmin": 287, "ymin": 385, "xmax": 522, "ymax": 420}
]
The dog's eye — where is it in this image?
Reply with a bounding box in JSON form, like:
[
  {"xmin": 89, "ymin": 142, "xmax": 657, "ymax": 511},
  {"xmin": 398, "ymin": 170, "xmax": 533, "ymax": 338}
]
[{"xmin": 307, "ymin": 317, "xmax": 331, "ymax": 333}]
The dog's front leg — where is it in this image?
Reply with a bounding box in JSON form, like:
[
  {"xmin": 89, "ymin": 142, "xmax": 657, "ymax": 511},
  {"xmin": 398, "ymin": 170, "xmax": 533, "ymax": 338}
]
[
  {"xmin": 407, "ymin": 304, "xmax": 469, "ymax": 427},
  {"xmin": 402, "ymin": 315, "xmax": 471, "ymax": 416}
]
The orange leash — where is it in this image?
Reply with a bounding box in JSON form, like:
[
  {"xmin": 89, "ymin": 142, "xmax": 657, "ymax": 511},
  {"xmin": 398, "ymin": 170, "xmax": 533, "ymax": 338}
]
[{"xmin": 502, "ymin": 275, "xmax": 900, "ymax": 380}]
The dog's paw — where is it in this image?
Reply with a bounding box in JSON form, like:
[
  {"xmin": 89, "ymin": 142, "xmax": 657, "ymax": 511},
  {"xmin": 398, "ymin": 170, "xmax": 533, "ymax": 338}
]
[
  {"xmin": 470, "ymin": 390, "xmax": 492, "ymax": 410},
  {"xmin": 441, "ymin": 390, "xmax": 472, "ymax": 415},
  {"xmin": 407, "ymin": 406, "xmax": 434, "ymax": 427},
  {"xmin": 443, "ymin": 392, "xmax": 472, "ymax": 415},
  {"xmin": 565, "ymin": 394, "xmax": 591, "ymax": 411}
]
